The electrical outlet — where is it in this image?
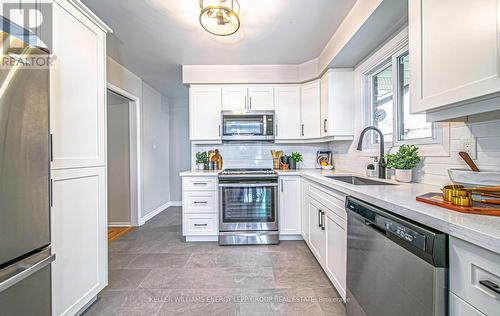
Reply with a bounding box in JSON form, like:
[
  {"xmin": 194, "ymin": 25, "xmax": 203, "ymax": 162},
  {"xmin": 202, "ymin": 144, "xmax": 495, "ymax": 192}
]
[{"xmin": 460, "ymin": 137, "xmax": 477, "ymax": 160}]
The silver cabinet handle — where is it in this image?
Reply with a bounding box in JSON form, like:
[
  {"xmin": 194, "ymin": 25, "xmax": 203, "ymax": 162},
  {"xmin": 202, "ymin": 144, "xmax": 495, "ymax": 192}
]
[
  {"xmin": 245, "ymin": 96, "xmax": 247, "ymax": 110},
  {"xmin": 194, "ymin": 223, "xmax": 208, "ymax": 227},
  {"xmin": 0, "ymin": 252, "xmax": 55, "ymax": 293},
  {"xmin": 324, "ymin": 119, "xmax": 327, "ymax": 133},
  {"xmin": 280, "ymin": 179, "xmax": 284, "ymax": 192},
  {"xmin": 249, "ymin": 96, "xmax": 252, "ymax": 109},
  {"xmin": 301, "ymin": 124, "xmax": 304, "ymax": 136},
  {"xmin": 479, "ymin": 280, "xmax": 500, "ymax": 295},
  {"xmin": 218, "ymin": 124, "xmax": 221, "ymax": 137},
  {"xmin": 276, "ymin": 124, "xmax": 278, "ymax": 136},
  {"xmin": 318, "ymin": 209, "xmax": 322, "ymax": 228},
  {"xmin": 321, "ymin": 211, "xmax": 325, "ymax": 230},
  {"xmin": 49, "ymin": 133, "xmax": 53, "ymax": 162},
  {"xmin": 193, "ymin": 182, "xmax": 207, "ymax": 186},
  {"xmin": 193, "ymin": 201, "xmax": 207, "ymax": 204},
  {"xmin": 50, "ymin": 179, "xmax": 53, "ymax": 207}
]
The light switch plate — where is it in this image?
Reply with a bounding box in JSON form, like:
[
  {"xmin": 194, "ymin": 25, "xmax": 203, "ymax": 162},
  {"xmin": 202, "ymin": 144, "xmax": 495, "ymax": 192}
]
[{"xmin": 460, "ymin": 137, "xmax": 477, "ymax": 160}]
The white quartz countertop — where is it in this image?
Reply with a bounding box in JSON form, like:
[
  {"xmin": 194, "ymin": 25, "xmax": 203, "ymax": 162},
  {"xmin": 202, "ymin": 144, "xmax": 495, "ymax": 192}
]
[
  {"xmin": 178, "ymin": 168, "xmax": 500, "ymax": 254},
  {"xmin": 294, "ymin": 169, "xmax": 500, "ymax": 254},
  {"xmin": 179, "ymin": 169, "xmax": 220, "ymax": 176}
]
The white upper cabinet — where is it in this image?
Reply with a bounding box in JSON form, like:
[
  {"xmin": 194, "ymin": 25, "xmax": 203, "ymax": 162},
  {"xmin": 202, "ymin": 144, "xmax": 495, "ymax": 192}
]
[
  {"xmin": 320, "ymin": 69, "xmax": 354, "ymax": 139},
  {"xmin": 190, "ymin": 86, "xmax": 222, "ymax": 141},
  {"xmin": 222, "ymin": 86, "xmax": 274, "ymax": 112},
  {"xmin": 248, "ymin": 86, "xmax": 274, "ymax": 111},
  {"xmin": 409, "ymin": 0, "xmax": 500, "ymax": 119},
  {"xmin": 222, "ymin": 86, "xmax": 247, "ymax": 111},
  {"xmin": 301, "ymin": 81, "xmax": 321, "ymax": 139},
  {"xmin": 275, "ymin": 86, "xmax": 302, "ymax": 140},
  {"xmin": 50, "ymin": 0, "xmax": 106, "ymax": 170},
  {"xmin": 279, "ymin": 176, "xmax": 301, "ymax": 235}
]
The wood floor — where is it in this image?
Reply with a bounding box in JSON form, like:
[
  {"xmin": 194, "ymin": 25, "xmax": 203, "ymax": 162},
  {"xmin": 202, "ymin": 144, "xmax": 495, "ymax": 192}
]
[{"xmin": 108, "ymin": 227, "xmax": 134, "ymax": 244}]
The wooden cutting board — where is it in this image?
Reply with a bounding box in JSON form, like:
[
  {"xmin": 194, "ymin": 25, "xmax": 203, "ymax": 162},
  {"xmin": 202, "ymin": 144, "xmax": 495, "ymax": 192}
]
[{"xmin": 416, "ymin": 193, "xmax": 500, "ymax": 216}]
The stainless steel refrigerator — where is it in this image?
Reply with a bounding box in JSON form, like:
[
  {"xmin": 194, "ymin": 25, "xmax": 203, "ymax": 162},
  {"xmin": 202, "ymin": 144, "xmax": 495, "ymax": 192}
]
[{"xmin": 0, "ymin": 19, "xmax": 54, "ymax": 315}]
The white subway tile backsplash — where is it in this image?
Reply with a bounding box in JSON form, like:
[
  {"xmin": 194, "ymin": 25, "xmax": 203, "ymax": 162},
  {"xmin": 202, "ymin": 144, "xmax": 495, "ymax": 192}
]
[
  {"xmin": 332, "ymin": 118, "xmax": 500, "ymax": 186},
  {"xmin": 192, "ymin": 143, "xmax": 331, "ymax": 169}
]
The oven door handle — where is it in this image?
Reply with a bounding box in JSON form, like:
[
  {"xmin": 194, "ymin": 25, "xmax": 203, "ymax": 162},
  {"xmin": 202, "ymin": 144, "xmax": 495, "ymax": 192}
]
[{"xmin": 219, "ymin": 183, "xmax": 278, "ymax": 187}]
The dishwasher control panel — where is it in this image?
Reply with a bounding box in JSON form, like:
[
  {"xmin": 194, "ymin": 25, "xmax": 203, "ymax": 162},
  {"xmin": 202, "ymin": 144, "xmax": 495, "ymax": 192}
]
[{"xmin": 379, "ymin": 217, "xmax": 426, "ymax": 251}]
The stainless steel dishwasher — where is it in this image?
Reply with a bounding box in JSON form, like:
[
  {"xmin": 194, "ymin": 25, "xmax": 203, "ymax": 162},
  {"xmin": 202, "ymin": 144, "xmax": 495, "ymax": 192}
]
[{"xmin": 346, "ymin": 197, "xmax": 448, "ymax": 316}]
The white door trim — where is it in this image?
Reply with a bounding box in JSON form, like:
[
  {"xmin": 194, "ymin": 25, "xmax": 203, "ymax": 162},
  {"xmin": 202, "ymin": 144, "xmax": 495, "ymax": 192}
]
[{"xmin": 106, "ymin": 83, "xmax": 142, "ymax": 227}]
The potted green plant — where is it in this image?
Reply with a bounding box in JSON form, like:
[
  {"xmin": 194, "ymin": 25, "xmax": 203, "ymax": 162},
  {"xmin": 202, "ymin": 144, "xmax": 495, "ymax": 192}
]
[
  {"xmin": 385, "ymin": 145, "xmax": 422, "ymax": 182},
  {"xmin": 289, "ymin": 152, "xmax": 303, "ymax": 170},
  {"xmin": 195, "ymin": 151, "xmax": 208, "ymax": 170}
]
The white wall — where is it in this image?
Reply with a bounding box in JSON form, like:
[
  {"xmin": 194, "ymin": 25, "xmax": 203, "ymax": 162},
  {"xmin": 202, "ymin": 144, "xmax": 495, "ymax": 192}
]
[
  {"xmin": 169, "ymin": 98, "xmax": 190, "ymax": 202},
  {"xmin": 106, "ymin": 57, "xmax": 171, "ymax": 221},
  {"xmin": 107, "ymin": 99, "xmax": 131, "ymax": 224}
]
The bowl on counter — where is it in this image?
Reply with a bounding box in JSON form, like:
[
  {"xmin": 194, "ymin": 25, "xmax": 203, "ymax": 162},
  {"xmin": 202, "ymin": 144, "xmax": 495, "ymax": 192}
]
[{"xmin": 448, "ymin": 169, "xmax": 500, "ymax": 187}]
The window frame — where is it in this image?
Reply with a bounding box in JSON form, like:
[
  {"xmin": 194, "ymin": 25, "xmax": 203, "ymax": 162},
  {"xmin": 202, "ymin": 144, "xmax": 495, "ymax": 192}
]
[{"xmin": 364, "ymin": 45, "xmax": 441, "ymax": 148}]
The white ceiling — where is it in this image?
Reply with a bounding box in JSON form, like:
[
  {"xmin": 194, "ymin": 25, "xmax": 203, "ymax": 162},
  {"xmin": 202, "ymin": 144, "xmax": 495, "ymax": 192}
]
[{"xmin": 82, "ymin": 0, "xmax": 357, "ymax": 98}]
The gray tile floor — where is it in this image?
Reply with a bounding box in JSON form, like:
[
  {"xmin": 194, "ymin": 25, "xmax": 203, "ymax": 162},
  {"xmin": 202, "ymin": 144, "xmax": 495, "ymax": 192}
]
[{"xmin": 84, "ymin": 206, "xmax": 346, "ymax": 316}]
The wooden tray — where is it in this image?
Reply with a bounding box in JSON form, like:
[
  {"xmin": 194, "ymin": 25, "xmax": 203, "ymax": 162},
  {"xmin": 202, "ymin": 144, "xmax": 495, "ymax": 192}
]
[{"xmin": 416, "ymin": 193, "xmax": 500, "ymax": 216}]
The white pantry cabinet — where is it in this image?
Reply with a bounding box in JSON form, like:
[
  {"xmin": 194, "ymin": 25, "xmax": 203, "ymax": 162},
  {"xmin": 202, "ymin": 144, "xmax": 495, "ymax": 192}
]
[
  {"xmin": 409, "ymin": 0, "xmax": 500, "ymax": 120},
  {"xmin": 190, "ymin": 86, "xmax": 222, "ymax": 142},
  {"xmin": 300, "ymin": 81, "xmax": 321, "ymax": 139},
  {"xmin": 51, "ymin": 167, "xmax": 106, "ymax": 316},
  {"xmin": 222, "ymin": 86, "xmax": 274, "ymax": 112},
  {"xmin": 50, "ymin": 0, "xmax": 106, "ymax": 170},
  {"xmin": 274, "ymin": 86, "xmax": 302, "ymax": 140},
  {"xmin": 278, "ymin": 176, "xmax": 301, "ymax": 235},
  {"xmin": 320, "ymin": 69, "xmax": 354, "ymax": 139},
  {"xmin": 49, "ymin": 1, "xmax": 110, "ymax": 315}
]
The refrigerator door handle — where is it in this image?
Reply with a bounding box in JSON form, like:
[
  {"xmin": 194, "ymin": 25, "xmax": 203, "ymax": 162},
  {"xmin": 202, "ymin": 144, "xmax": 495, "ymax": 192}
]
[{"xmin": 0, "ymin": 253, "xmax": 55, "ymax": 293}]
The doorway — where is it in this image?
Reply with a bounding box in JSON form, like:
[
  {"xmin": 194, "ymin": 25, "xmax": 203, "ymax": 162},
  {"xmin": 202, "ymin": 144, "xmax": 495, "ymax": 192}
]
[{"xmin": 106, "ymin": 85, "xmax": 142, "ymax": 241}]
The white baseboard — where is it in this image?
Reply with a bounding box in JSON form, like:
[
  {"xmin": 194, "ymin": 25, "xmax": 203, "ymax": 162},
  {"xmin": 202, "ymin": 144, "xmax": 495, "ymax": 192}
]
[
  {"xmin": 279, "ymin": 234, "xmax": 304, "ymax": 241},
  {"xmin": 139, "ymin": 201, "xmax": 181, "ymax": 225},
  {"xmin": 169, "ymin": 200, "xmax": 182, "ymax": 206},
  {"xmin": 108, "ymin": 222, "xmax": 132, "ymax": 227}
]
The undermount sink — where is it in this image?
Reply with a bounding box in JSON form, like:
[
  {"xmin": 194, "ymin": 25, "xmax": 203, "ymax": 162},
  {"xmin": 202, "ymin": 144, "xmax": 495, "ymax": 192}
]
[{"xmin": 325, "ymin": 175, "xmax": 396, "ymax": 186}]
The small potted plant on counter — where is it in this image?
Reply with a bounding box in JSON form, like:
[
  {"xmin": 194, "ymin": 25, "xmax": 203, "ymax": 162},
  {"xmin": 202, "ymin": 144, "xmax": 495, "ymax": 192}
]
[
  {"xmin": 385, "ymin": 144, "xmax": 421, "ymax": 183},
  {"xmin": 289, "ymin": 152, "xmax": 303, "ymax": 170},
  {"xmin": 195, "ymin": 151, "xmax": 208, "ymax": 170}
]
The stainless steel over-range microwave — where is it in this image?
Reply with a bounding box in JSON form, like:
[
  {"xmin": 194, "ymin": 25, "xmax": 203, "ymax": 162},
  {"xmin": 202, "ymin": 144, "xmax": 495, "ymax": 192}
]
[{"xmin": 221, "ymin": 111, "xmax": 274, "ymax": 141}]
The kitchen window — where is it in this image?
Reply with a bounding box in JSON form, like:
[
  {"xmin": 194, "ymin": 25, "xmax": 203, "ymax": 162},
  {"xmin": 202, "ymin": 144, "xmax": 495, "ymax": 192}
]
[{"xmin": 366, "ymin": 49, "xmax": 435, "ymax": 146}]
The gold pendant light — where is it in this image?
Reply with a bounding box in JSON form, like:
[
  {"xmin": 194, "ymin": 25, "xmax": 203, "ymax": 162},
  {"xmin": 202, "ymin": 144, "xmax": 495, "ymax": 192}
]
[{"xmin": 199, "ymin": 0, "xmax": 240, "ymax": 36}]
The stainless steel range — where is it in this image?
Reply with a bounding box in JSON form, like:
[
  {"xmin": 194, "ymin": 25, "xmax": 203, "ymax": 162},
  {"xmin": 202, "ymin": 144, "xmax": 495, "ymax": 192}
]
[{"xmin": 218, "ymin": 168, "xmax": 279, "ymax": 245}]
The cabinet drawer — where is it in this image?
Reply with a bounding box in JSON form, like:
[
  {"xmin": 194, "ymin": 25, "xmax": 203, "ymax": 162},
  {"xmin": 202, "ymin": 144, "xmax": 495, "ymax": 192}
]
[
  {"xmin": 306, "ymin": 181, "xmax": 346, "ymax": 220},
  {"xmin": 450, "ymin": 292, "xmax": 485, "ymax": 316},
  {"xmin": 450, "ymin": 237, "xmax": 500, "ymax": 316},
  {"xmin": 184, "ymin": 214, "xmax": 217, "ymax": 236},
  {"xmin": 183, "ymin": 177, "xmax": 217, "ymax": 191},
  {"xmin": 184, "ymin": 192, "xmax": 217, "ymax": 214}
]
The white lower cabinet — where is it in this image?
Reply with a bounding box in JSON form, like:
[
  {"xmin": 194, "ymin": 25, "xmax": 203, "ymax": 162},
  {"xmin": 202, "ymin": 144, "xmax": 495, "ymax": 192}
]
[
  {"xmin": 278, "ymin": 176, "xmax": 301, "ymax": 235},
  {"xmin": 450, "ymin": 292, "xmax": 485, "ymax": 316},
  {"xmin": 450, "ymin": 236, "xmax": 500, "ymax": 315},
  {"xmin": 324, "ymin": 208, "xmax": 347, "ymax": 300},
  {"xmin": 181, "ymin": 176, "xmax": 219, "ymax": 240},
  {"xmin": 302, "ymin": 179, "xmax": 347, "ymax": 300},
  {"xmin": 51, "ymin": 167, "xmax": 107, "ymax": 316}
]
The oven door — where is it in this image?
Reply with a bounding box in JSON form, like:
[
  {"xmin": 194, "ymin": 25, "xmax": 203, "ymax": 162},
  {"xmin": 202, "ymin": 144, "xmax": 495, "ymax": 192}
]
[
  {"xmin": 219, "ymin": 182, "xmax": 278, "ymax": 231},
  {"xmin": 221, "ymin": 113, "xmax": 274, "ymax": 141}
]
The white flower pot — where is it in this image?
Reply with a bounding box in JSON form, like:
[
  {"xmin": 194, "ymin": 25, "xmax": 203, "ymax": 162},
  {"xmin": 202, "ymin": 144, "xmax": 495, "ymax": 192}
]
[
  {"xmin": 197, "ymin": 163, "xmax": 205, "ymax": 170},
  {"xmin": 395, "ymin": 169, "xmax": 413, "ymax": 183}
]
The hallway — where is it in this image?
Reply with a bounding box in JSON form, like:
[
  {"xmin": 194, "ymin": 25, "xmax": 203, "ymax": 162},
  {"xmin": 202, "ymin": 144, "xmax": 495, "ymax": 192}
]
[{"xmin": 84, "ymin": 207, "xmax": 346, "ymax": 315}]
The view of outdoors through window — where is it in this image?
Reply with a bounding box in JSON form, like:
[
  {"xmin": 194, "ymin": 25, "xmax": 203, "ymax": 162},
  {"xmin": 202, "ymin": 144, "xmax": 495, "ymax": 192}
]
[
  {"xmin": 372, "ymin": 64, "xmax": 393, "ymax": 142},
  {"xmin": 370, "ymin": 51, "xmax": 433, "ymax": 145},
  {"xmin": 397, "ymin": 53, "xmax": 432, "ymax": 141}
]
